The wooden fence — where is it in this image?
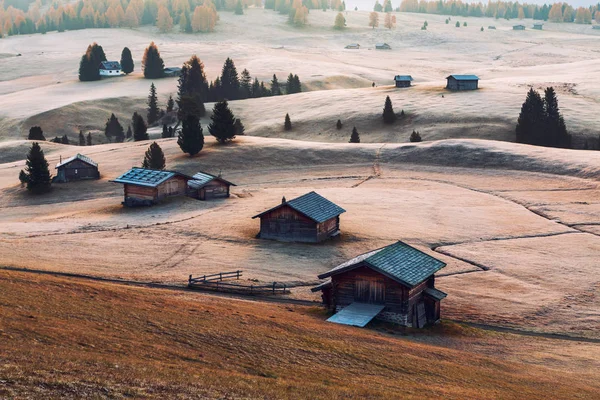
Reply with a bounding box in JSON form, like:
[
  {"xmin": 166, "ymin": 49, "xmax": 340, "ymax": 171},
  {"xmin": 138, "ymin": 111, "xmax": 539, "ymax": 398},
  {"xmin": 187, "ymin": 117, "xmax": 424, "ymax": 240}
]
[{"xmin": 188, "ymin": 271, "xmax": 288, "ymax": 295}]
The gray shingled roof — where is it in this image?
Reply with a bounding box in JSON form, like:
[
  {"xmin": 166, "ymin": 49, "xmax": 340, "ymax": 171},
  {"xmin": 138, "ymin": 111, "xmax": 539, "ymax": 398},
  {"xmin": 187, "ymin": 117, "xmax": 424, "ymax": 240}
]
[
  {"xmin": 252, "ymin": 191, "xmax": 345, "ymax": 223},
  {"xmin": 188, "ymin": 171, "xmax": 236, "ymax": 190},
  {"xmin": 447, "ymin": 74, "xmax": 479, "ymax": 81},
  {"xmin": 100, "ymin": 61, "xmax": 121, "ymax": 70},
  {"xmin": 424, "ymin": 287, "xmax": 447, "ymax": 301},
  {"xmin": 56, "ymin": 153, "xmax": 98, "ymax": 169},
  {"xmin": 318, "ymin": 241, "xmax": 446, "ymax": 288},
  {"xmin": 111, "ymin": 168, "xmax": 188, "ymax": 188}
]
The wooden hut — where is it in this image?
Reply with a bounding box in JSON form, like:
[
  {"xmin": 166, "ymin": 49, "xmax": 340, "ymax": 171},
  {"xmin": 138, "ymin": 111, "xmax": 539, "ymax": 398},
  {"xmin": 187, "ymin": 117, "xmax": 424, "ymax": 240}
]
[
  {"xmin": 111, "ymin": 168, "xmax": 193, "ymax": 207},
  {"xmin": 446, "ymin": 74, "xmax": 479, "ymax": 91},
  {"xmin": 99, "ymin": 61, "xmax": 122, "ymax": 77},
  {"xmin": 345, "ymin": 44, "xmax": 360, "ymax": 49},
  {"xmin": 513, "ymin": 24, "xmax": 526, "ymax": 30},
  {"xmin": 376, "ymin": 43, "xmax": 391, "ymax": 50},
  {"xmin": 394, "ymin": 75, "xmax": 413, "ymax": 88},
  {"xmin": 533, "ymin": 23, "xmax": 543, "ymax": 30},
  {"xmin": 187, "ymin": 171, "xmax": 236, "ymax": 200},
  {"xmin": 54, "ymin": 153, "xmax": 100, "ymax": 183},
  {"xmin": 252, "ymin": 191, "xmax": 345, "ymax": 243},
  {"xmin": 313, "ymin": 241, "xmax": 447, "ymax": 328}
]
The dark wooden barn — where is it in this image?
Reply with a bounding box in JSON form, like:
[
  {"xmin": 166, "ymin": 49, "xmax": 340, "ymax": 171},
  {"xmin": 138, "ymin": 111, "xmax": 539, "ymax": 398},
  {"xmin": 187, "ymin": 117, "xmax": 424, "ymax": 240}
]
[
  {"xmin": 187, "ymin": 171, "xmax": 236, "ymax": 200},
  {"xmin": 533, "ymin": 23, "xmax": 543, "ymax": 30},
  {"xmin": 513, "ymin": 24, "xmax": 526, "ymax": 30},
  {"xmin": 54, "ymin": 154, "xmax": 100, "ymax": 183},
  {"xmin": 111, "ymin": 168, "xmax": 192, "ymax": 207},
  {"xmin": 313, "ymin": 241, "xmax": 447, "ymax": 328},
  {"xmin": 445, "ymin": 74, "xmax": 479, "ymax": 91},
  {"xmin": 394, "ymin": 75, "xmax": 413, "ymax": 88},
  {"xmin": 252, "ymin": 191, "xmax": 345, "ymax": 243}
]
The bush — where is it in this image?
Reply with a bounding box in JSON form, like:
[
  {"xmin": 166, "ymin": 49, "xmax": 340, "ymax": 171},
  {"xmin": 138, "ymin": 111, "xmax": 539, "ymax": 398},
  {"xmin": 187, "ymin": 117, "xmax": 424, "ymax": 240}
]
[{"xmin": 410, "ymin": 130, "xmax": 422, "ymax": 142}]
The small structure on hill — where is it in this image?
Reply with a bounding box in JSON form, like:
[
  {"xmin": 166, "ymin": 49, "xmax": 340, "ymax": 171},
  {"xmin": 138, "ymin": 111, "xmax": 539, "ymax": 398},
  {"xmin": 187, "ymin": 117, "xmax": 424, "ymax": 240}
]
[
  {"xmin": 446, "ymin": 74, "xmax": 479, "ymax": 90},
  {"xmin": 54, "ymin": 153, "xmax": 100, "ymax": 183},
  {"xmin": 99, "ymin": 61, "xmax": 122, "ymax": 77},
  {"xmin": 593, "ymin": 25, "xmax": 600, "ymax": 30},
  {"xmin": 252, "ymin": 191, "xmax": 345, "ymax": 243},
  {"xmin": 394, "ymin": 75, "xmax": 413, "ymax": 88},
  {"xmin": 111, "ymin": 168, "xmax": 193, "ymax": 206},
  {"xmin": 345, "ymin": 43, "xmax": 360, "ymax": 49},
  {"xmin": 313, "ymin": 241, "xmax": 447, "ymax": 328},
  {"xmin": 513, "ymin": 24, "xmax": 526, "ymax": 30},
  {"xmin": 187, "ymin": 171, "xmax": 236, "ymax": 200},
  {"xmin": 164, "ymin": 67, "xmax": 182, "ymax": 77},
  {"xmin": 375, "ymin": 43, "xmax": 391, "ymax": 50},
  {"xmin": 488, "ymin": 25, "xmax": 496, "ymax": 29},
  {"xmin": 533, "ymin": 22, "xmax": 543, "ymax": 30}
]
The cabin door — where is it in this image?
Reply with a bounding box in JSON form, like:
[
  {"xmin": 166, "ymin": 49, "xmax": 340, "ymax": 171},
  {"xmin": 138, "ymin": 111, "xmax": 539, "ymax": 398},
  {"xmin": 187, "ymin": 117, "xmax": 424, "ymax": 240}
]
[{"xmin": 355, "ymin": 279, "xmax": 385, "ymax": 304}]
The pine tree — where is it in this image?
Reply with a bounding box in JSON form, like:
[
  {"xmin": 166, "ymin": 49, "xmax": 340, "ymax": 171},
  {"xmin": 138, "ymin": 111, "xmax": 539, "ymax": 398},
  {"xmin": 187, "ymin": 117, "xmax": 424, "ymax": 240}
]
[
  {"xmin": 516, "ymin": 88, "xmax": 545, "ymax": 145},
  {"xmin": 271, "ymin": 74, "xmax": 281, "ymax": 95},
  {"xmin": 220, "ymin": 57, "xmax": 240, "ymax": 100},
  {"xmin": 126, "ymin": 126, "xmax": 132, "ymax": 140},
  {"xmin": 177, "ymin": 56, "xmax": 208, "ymax": 120},
  {"xmin": 349, "ymin": 126, "xmax": 360, "ymax": 143},
  {"xmin": 86, "ymin": 132, "xmax": 92, "ymax": 146},
  {"xmin": 410, "ymin": 130, "xmax": 422, "ymax": 142},
  {"xmin": 209, "ymin": 100, "xmax": 237, "ymax": 143},
  {"xmin": 142, "ymin": 142, "xmax": 166, "ymax": 170},
  {"xmin": 132, "ymin": 112, "xmax": 149, "ymax": 141},
  {"xmin": 162, "ymin": 124, "xmax": 169, "ymax": 138},
  {"xmin": 336, "ymin": 119, "xmax": 342, "ymax": 130},
  {"xmin": 234, "ymin": 118, "xmax": 245, "ymax": 135},
  {"xmin": 79, "ymin": 44, "xmax": 101, "ymax": 82},
  {"xmin": 120, "ymin": 47, "xmax": 134, "ymax": 74},
  {"xmin": 21, "ymin": 142, "xmax": 51, "ymax": 193},
  {"xmin": 235, "ymin": 0, "xmax": 244, "ymax": 14},
  {"xmin": 544, "ymin": 87, "xmax": 571, "ymax": 148},
  {"xmin": 28, "ymin": 126, "xmax": 45, "ymax": 141},
  {"xmin": 178, "ymin": 114, "xmax": 204, "ymax": 156},
  {"xmin": 293, "ymin": 74, "xmax": 302, "ymax": 93},
  {"xmin": 61, "ymin": 135, "xmax": 69, "ymax": 144},
  {"xmin": 382, "ymin": 95, "xmax": 396, "ymax": 124},
  {"xmin": 240, "ymin": 69, "xmax": 252, "ymax": 99},
  {"xmin": 167, "ymin": 95, "xmax": 175, "ymax": 112},
  {"xmin": 284, "ymin": 113, "xmax": 292, "ymax": 130},
  {"xmin": 104, "ymin": 113, "xmax": 124, "ymax": 143},
  {"xmin": 251, "ymin": 78, "xmax": 261, "ymax": 98},
  {"xmin": 142, "ymin": 42, "xmax": 165, "ymax": 79},
  {"xmin": 79, "ymin": 130, "xmax": 85, "ymax": 146},
  {"xmin": 147, "ymin": 83, "xmax": 160, "ymax": 125},
  {"xmin": 334, "ymin": 12, "xmax": 345, "ymax": 29}
]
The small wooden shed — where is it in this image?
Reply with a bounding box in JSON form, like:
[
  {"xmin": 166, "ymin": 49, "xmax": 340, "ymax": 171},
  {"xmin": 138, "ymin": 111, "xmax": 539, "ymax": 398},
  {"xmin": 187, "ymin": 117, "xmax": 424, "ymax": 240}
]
[
  {"xmin": 345, "ymin": 43, "xmax": 360, "ymax": 49},
  {"xmin": 394, "ymin": 75, "xmax": 413, "ymax": 88},
  {"xmin": 252, "ymin": 191, "xmax": 345, "ymax": 243},
  {"xmin": 313, "ymin": 241, "xmax": 447, "ymax": 328},
  {"xmin": 99, "ymin": 61, "xmax": 122, "ymax": 77},
  {"xmin": 376, "ymin": 43, "xmax": 391, "ymax": 50},
  {"xmin": 513, "ymin": 24, "xmax": 526, "ymax": 30},
  {"xmin": 54, "ymin": 153, "xmax": 100, "ymax": 183},
  {"xmin": 187, "ymin": 171, "xmax": 236, "ymax": 200},
  {"xmin": 446, "ymin": 74, "xmax": 479, "ymax": 91},
  {"xmin": 111, "ymin": 168, "xmax": 193, "ymax": 207},
  {"xmin": 163, "ymin": 67, "xmax": 182, "ymax": 77},
  {"xmin": 533, "ymin": 23, "xmax": 543, "ymax": 30}
]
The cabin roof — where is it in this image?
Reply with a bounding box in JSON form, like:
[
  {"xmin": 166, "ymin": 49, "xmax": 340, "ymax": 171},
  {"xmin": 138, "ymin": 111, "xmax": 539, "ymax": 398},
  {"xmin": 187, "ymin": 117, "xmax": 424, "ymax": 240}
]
[
  {"xmin": 424, "ymin": 287, "xmax": 447, "ymax": 301},
  {"xmin": 111, "ymin": 168, "xmax": 191, "ymax": 188},
  {"xmin": 446, "ymin": 74, "xmax": 479, "ymax": 81},
  {"xmin": 318, "ymin": 241, "xmax": 446, "ymax": 288},
  {"xmin": 56, "ymin": 153, "xmax": 98, "ymax": 169},
  {"xmin": 100, "ymin": 61, "xmax": 121, "ymax": 70},
  {"xmin": 188, "ymin": 171, "xmax": 236, "ymax": 189},
  {"xmin": 514, "ymin": 24, "xmax": 526, "ymax": 27},
  {"xmin": 252, "ymin": 191, "xmax": 346, "ymax": 223},
  {"xmin": 164, "ymin": 67, "xmax": 182, "ymax": 72},
  {"xmin": 394, "ymin": 75, "xmax": 413, "ymax": 81}
]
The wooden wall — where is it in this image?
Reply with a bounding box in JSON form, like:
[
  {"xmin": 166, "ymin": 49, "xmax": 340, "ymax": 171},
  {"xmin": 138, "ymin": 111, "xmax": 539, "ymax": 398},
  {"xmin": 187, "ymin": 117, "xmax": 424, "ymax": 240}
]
[
  {"xmin": 56, "ymin": 160, "xmax": 99, "ymax": 183},
  {"xmin": 156, "ymin": 176, "xmax": 188, "ymax": 199},
  {"xmin": 124, "ymin": 185, "xmax": 157, "ymax": 201},
  {"xmin": 446, "ymin": 78, "xmax": 478, "ymax": 90},
  {"xmin": 192, "ymin": 180, "xmax": 230, "ymax": 200},
  {"xmin": 258, "ymin": 205, "xmax": 319, "ymax": 242}
]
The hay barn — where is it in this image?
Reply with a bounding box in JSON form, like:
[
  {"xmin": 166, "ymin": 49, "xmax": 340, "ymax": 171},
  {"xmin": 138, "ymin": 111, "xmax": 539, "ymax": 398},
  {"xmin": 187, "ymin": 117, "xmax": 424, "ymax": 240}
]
[
  {"xmin": 54, "ymin": 154, "xmax": 100, "ymax": 183},
  {"xmin": 187, "ymin": 171, "xmax": 236, "ymax": 200},
  {"xmin": 111, "ymin": 168, "xmax": 192, "ymax": 207},
  {"xmin": 446, "ymin": 74, "xmax": 479, "ymax": 91}
]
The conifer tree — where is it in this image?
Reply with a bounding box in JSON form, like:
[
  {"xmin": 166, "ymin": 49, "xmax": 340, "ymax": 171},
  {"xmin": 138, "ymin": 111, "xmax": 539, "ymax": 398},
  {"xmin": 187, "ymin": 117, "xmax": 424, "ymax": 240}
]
[
  {"xmin": 334, "ymin": 12, "xmax": 345, "ymax": 29},
  {"xmin": 178, "ymin": 114, "xmax": 204, "ymax": 156},
  {"xmin": 79, "ymin": 43, "xmax": 103, "ymax": 81},
  {"xmin": 147, "ymin": 83, "xmax": 160, "ymax": 125},
  {"xmin": 410, "ymin": 130, "xmax": 422, "ymax": 142},
  {"xmin": 240, "ymin": 69, "xmax": 252, "ymax": 99},
  {"xmin": 120, "ymin": 47, "xmax": 134, "ymax": 74},
  {"xmin": 167, "ymin": 95, "xmax": 175, "ymax": 112},
  {"xmin": 271, "ymin": 74, "xmax": 281, "ymax": 95},
  {"xmin": 132, "ymin": 112, "xmax": 149, "ymax": 141},
  {"xmin": 235, "ymin": 0, "xmax": 244, "ymax": 14},
  {"xmin": 220, "ymin": 57, "xmax": 240, "ymax": 100},
  {"xmin": 61, "ymin": 135, "xmax": 69, "ymax": 144},
  {"xmin": 86, "ymin": 132, "xmax": 92, "ymax": 146},
  {"xmin": 142, "ymin": 142, "xmax": 166, "ymax": 170},
  {"xmin": 142, "ymin": 42, "xmax": 165, "ymax": 79},
  {"xmin": 209, "ymin": 100, "xmax": 237, "ymax": 143},
  {"xmin": 79, "ymin": 130, "xmax": 85, "ymax": 146},
  {"xmin": 104, "ymin": 113, "xmax": 124, "ymax": 143},
  {"xmin": 21, "ymin": 142, "xmax": 51, "ymax": 193},
  {"xmin": 382, "ymin": 95, "xmax": 396, "ymax": 124},
  {"xmin": 284, "ymin": 113, "xmax": 292, "ymax": 130},
  {"xmin": 349, "ymin": 126, "xmax": 360, "ymax": 143},
  {"xmin": 251, "ymin": 78, "xmax": 261, "ymax": 98},
  {"xmin": 177, "ymin": 55, "xmax": 208, "ymax": 119},
  {"xmin": 234, "ymin": 118, "xmax": 245, "ymax": 135},
  {"xmin": 336, "ymin": 119, "xmax": 342, "ymax": 130},
  {"xmin": 126, "ymin": 125, "xmax": 132, "ymax": 140},
  {"xmin": 28, "ymin": 126, "xmax": 45, "ymax": 141}
]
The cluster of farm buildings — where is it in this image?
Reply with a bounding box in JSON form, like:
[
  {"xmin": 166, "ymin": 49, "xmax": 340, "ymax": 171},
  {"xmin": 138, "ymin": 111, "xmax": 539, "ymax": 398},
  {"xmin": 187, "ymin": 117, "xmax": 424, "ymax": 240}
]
[
  {"xmin": 393, "ymin": 74, "xmax": 479, "ymax": 90},
  {"xmin": 52, "ymin": 154, "xmax": 449, "ymax": 329}
]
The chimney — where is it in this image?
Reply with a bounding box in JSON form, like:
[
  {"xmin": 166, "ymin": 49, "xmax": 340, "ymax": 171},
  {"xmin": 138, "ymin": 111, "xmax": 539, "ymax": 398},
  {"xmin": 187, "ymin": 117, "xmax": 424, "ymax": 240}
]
[{"xmin": 282, "ymin": 196, "xmax": 286, "ymax": 204}]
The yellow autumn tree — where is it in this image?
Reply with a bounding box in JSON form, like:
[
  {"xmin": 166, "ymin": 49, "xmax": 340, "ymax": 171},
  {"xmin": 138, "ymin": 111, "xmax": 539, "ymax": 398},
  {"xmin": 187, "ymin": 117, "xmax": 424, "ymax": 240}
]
[
  {"xmin": 124, "ymin": 3, "xmax": 139, "ymax": 27},
  {"xmin": 518, "ymin": 7, "xmax": 524, "ymax": 19},
  {"xmin": 333, "ymin": 12, "xmax": 345, "ymax": 29},
  {"xmin": 105, "ymin": 6, "xmax": 118, "ymax": 27},
  {"xmin": 575, "ymin": 7, "xmax": 592, "ymax": 24},
  {"xmin": 157, "ymin": 5, "xmax": 173, "ymax": 32},
  {"xmin": 384, "ymin": 12, "xmax": 394, "ymax": 29},
  {"xmin": 293, "ymin": 5, "xmax": 308, "ymax": 25},
  {"xmin": 595, "ymin": 10, "xmax": 600, "ymax": 23},
  {"xmin": 369, "ymin": 11, "xmax": 379, "ymax": 29},
  {"xmin": 115, "ymin": 4, "xmax": 125, "ymax": 26},
  {"xmin": 548, "ymin": 3, "xmax": 563, "ymax": 22},
  {"xmin": 191, "ymin": 5, "xmax": 217, "ymax": 32}
]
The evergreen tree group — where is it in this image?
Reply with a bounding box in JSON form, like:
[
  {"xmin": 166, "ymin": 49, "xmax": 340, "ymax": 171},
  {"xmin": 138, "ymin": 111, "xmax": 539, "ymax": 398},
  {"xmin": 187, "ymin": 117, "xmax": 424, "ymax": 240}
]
[
  {"xmin": 132, "ymin": 112, "xmax": 149, "ymax": 141},
  {"xmin": 79, "ymin": 131, "xmax": 86, "ymax": 146},
  {"xmin": 142, "ymin": 142, "xmax": 166, "ymax": 170},
  {"xmin": 382, "ymin": 96, "xmax": 396, "ymax": 124},
  {"xmin": 20, "ymin": 142, "xmax": 51, "ymax": 193},
  {"xmin": 209, "ymin": 100, "xmax": 238, "ymax": 143},
  {"xmin": 79, "ymin": 43, "xmax": 106, "ymax": 82},
  {"xmin": 86, "ymin": 132, "xmax": 93, "ymax": 146},
  {"xmin": 147, "ymin": 83, "xmax": 160, "ymax": 125},
  {"xmin": 120, "ymin": 47, "xmax": 134, "ymax": 74},
  {"xmin": 349, "ymin": 127, "xmax": 360, "ymax": 143},
  {"xmin": 104, "ymin": 113, "xmax": 125, "ymax": 143},
  {"xmin": 516, "ymin": 87, "xmax": 571, "ymax": 148},
  {"xmin": 143, "ymin": 42, "xmax": 165, "ymax": 79},
  {"xmin": 410, "ymin": 130, "xmax": 422, "ymax": 142},
  {"xmin": 28, "ymin": 126, "xmax": 45, "ymax": 141},
  {"xmin": 178, "ymin": 115, "xmax": 204, "ymax": 156},
  {"xmin": 177, "ymin": 55, "xmax": 208, "ymax": 120},
  {"xmin": 220, "ymin": 57, "xmax": 240, "ymax": 100},
  {"xmin": 286, "ymin": 73, "xmax": 302, "ymax": 94}
]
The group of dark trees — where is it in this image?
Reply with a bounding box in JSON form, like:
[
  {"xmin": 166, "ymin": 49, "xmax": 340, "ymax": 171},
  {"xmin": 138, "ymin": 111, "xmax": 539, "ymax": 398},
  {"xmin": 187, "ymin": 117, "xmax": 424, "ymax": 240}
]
[
  {"xmin": 142, "ymin": 42, "xmax": 165, "ymax": 79},
  {"xmin": 78, "ymin": 42, "xmax": 107, "ymax": 81},
  {"xmin": 79, "ymin": 42, "xmax": 161, "ymax": 82},
  {"xmin": 516, "ymin": 87, "xmax": 571, "ymax": 148},
  {"xmin": 28, "ymin": 126, "xmax": 93, "ymax": 146},
  {"xmin": 19, "ymin": 142, "xmax": 51, "ymax": 194}
]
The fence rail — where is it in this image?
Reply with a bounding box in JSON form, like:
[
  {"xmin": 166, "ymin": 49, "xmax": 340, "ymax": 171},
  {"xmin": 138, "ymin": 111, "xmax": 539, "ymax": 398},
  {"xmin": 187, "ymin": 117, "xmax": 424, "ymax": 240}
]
[
  {"xmin": 188, "ymin": 271, "xmax": 288, "ymax": 295},
  {"xmin": 188, "ymin": 270, "xmax": 243, "ymax": 284}
]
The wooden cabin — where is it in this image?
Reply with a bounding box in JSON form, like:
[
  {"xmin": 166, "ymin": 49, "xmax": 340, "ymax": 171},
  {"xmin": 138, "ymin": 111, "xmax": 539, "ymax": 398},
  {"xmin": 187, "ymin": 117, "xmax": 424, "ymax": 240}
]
[
  {"xmin": 163, "ymin": 67, "xmax": 182, "ymax": 77},
  {"xmin": 376, "ymin": 43, "xmax": 391, "ymax": 50},
  {"xmin": 99, "ymin": 61, "xmax": 122, "ymax": 77},
  {"xmin": 533, "ymin": 23, "xmax": 543, "ymax": 30},
  {"xmin": 394, "ymin": 75, "xmax": 413, "ymax": 88},
  {"xmin": 187, "ymin": 171, "xmax": 236, "ymax": 200},
  {"xmin": 313, "ymin": 241, "xmax": 447, "ymax": 328},
  {"xmin": 54, "ymin": 153, "xmax": 100, "ymax": 183},
  {"xmin": 488, "ymin": 25, "xmax": 496, "ymax": 29},
  {"xmin": 593, "ymin": 25, "xmax": 600, "ymax": 30},
  {"xmin": 111, "ymin": 168, "xmax": 192, "ymax": 207},
  {"xmin": 345, "ymin": 43, "xmax": 360, "ymax": 49},
  {"xmin": 252, "ymin": 191, "xmax": 345, "ymax": 243},
  {"xmin": 446, "ymin": 74, "xmax": 479, "ymax": 91},
  {"xmin": 513, "ymin": 24, "xmax": 526, "ymax": 30}
]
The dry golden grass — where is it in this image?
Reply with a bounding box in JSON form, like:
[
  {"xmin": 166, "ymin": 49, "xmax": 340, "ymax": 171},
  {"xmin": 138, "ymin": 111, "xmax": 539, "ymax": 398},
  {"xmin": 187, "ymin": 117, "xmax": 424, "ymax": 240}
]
[{"xmin": 0, "ymin": 270, "xmax": 598, "ymax": 399}]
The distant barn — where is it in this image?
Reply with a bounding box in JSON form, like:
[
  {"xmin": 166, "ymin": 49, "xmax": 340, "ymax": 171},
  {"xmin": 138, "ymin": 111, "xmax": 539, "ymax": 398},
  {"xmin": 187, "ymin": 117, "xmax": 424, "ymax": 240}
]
[
  {"xmin": 99, "ymin": 61, "xmax": 122, "ymax": 77},
  {"xmin": 187, "ymin": 171, "xmax": 236, "ymax": 200},
  {"xmin": 164, "ymin": 67, "xmax": 182, "ymax": 77},
  {"xmin": 513, "ymin": 24, "xmax": 526, "ymax": 30},
  {"xmin": 375, "ymin": 43, "xmax": 391, "ymax": 50},
  {"xmin": 446, "ymin": 74, "xmax": 479, "ymax": 90},
  {"xmin": 533, "ymin": 23, "xmax": 543, "ymax": 30},
  {"xmin": 345, "ymin": 44, "xmax": 360, "ymax": 49},
  {"xmin": 313, "ymin": 241, "xmax": 447, "ymax": 328},
  {"xmin": 252, "ymin": 191, "xmax": 345, "ymax": 243},
  {"xmin": 394, "ymin": 75, "xmax": 413, "ymax": 88},
  {"xmin": 54, "ymin": 154, "xmax": 100, "ymax": 183},
  {"xmin": 111, "ymin": 168, "xmax": 193, "ymax": 207},
  {"xmin": 488, "ymin": 25, "xmax": 496, "ymax": 29},
  {"xmin": 593, "ymin": 25, "xmax": 600, "ymax": 30}
]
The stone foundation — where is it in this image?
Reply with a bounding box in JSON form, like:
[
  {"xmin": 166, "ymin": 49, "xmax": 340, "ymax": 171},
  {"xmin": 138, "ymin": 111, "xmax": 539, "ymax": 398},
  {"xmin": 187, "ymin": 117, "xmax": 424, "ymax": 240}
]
[{"xmin": 376, "ymin": 311, "xmax": 410, "ymax": 327}]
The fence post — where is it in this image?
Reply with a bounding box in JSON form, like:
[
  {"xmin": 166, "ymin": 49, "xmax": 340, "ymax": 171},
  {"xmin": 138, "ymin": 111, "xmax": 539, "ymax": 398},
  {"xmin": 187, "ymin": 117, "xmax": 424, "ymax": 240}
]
[
  {"xmin": 236, "ymin": 270, "xmax": 240, "ymax": 280},
  {"xmin": 284, "ymin": 284, "xmax": 287, "ymax": 293},
  {"xmin": 219, "ymin": 272, "xmax": 222, "ymax": 281},
  {"xmin": 272, "ymin": 282, "xmax": 276, "ymax": 293},
  {"xmin": 189, "ymin": 274, "xmax": 192, "ymax": 285}
]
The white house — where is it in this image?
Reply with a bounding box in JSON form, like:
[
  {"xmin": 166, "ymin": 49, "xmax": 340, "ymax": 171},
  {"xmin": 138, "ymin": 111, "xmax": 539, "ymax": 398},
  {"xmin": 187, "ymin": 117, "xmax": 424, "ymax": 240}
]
[{"xmin": 99, "ymin": 61, "xmax": 122, "ymax": 77}]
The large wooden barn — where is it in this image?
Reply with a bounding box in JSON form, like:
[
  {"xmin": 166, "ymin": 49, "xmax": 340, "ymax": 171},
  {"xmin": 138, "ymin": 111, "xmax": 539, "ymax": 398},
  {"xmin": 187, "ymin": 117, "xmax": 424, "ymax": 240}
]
[
  {"xmin": 187, "ymin": 171, "xmax": 236, "ymax": 200},
  {"xmin": 111, "ymin": 168, "xmax": 193, "ymax": 206},
  {"xmin": 54, "ymin": 154, "xmax": 100, "ymax": 183},
  {"xmin": 394, "ymin": 75, "xmax": 413, "ymax": 88},
  {"xmin": 445, "ymin": 74, "xmax": 479, "ymax": 91},
  {"xmin": 313, "ymin": 241, "xmax": 447, "ymax": 328},
  {"xmin": 252, "ymin": 191, "xmax": 345, "ymax": 243}
]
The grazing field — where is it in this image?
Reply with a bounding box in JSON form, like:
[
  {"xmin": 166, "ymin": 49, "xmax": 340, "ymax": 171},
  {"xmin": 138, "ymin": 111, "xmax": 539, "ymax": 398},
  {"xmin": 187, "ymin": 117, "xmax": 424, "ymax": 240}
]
[{"xmin": 1, "ymin": 270, "xmax": 599, "ymax": 399}]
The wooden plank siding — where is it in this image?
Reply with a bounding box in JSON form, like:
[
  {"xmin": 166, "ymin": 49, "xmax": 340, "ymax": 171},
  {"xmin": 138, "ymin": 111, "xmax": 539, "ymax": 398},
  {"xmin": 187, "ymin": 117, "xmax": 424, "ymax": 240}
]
[
  {"xmin": 55, "ymin": 160, "xmax": 99, "ymax": 183},
  {"xmin": 257, "ymin": 205, "xmax": 339, "ymax": 243},
  {"xmin": 190, "ymin": 180, "xmax": 231, "ymax": 200}
]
